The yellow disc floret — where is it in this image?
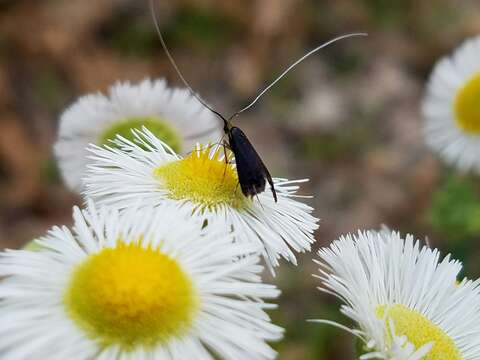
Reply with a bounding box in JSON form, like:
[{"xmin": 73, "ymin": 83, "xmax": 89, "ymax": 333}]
[
  {"xmin": 99, "ymin": 116, "xmax": 182, "ymax": 152},
  {"xmin": 455, "ymin": 72, "xmax": 480, "ymax": 134},
  {"xmin": 154, "ymin": 145, "xmax": 249, "ymax": 210},
  {"xmin": 64, "ymin": 241, "xmax": 197, "ymax": 350},
  {"xmin": 376, "ymin": 304, "xmax": 460, "ymax": 359}
]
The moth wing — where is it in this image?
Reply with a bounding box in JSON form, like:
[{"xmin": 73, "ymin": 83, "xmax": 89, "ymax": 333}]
[
  {"xmin": 263, "ymin": 165, "xmax": 277, "ymax": 202},
  {"xmin": 230, "ymin": 127, "xmax": 276, "ymax": 201},
  {"xmin": 230, "ymin": 132, "xmax": 266, "ymax": 197}
]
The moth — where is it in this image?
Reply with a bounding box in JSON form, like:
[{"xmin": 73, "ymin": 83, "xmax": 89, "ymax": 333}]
[
  {"xmin": 224, "ymin": 123, "xmax": 277, "ymax": 202},
  {"xmin": 150, "ymin": 0, "xmax": 365, "ymax": 203}
]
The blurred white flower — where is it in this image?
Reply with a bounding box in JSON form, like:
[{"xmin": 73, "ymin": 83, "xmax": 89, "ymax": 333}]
[
  {"xmin": 83, "ymin": 129, "xmax": 318, "ymax": 270},
  {"xmin": 314, "ymin": 229, "xmax": 480, "ymax": 359},
  {"xmin": 54, "ymin": 78, "xmax": 222, "ymax": 192},
  {"xmin": 0, "ymin": 201, "xmax": 282, "ymax": 360},
  {"xmin": 423, "ymin": 35, "xmax": 480, "ymax": 173}
]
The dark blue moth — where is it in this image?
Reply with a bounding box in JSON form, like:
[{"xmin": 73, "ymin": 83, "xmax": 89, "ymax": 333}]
[
  {"xmin": 151, "ymin": 0, "xmax": 365, "ymax": 203},
  {"xmin": 226, "ymin": 125, "xmax": 277, "ymax": 202}
]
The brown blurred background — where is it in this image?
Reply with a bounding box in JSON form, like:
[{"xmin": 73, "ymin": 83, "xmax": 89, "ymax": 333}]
[{"xmin": 1, "ymin": 0, "xmax": 480, "ymax": 358}]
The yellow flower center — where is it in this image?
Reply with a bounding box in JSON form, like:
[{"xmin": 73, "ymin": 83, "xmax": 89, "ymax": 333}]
[
  {"xmin": 154, "ymin": 145, "xmax": 249, "ymax": 210},
  {"xmin": 99, "ymin": 116, "xmax": 182, "ymax": 152},
  {"xmin": 454, "ymin": 72, "xmax": 480, "ymax": 134},
  {"xmin": 64, "ymin": 241, "xmax": 197, "ymax": 350},
  {"xmin": 376, "ymin": 304, "xmax": 460, "ymax": 359}
]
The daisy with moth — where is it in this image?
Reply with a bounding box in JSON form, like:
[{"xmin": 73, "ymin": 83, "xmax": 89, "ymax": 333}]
[{"xmin": 84, "ymin": 129, "xmax": 318, "ymax": 269}]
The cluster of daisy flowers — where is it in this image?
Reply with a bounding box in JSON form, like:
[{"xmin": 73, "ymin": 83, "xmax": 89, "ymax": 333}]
[
  {"xmin": 2, "ymin": 30, "xmax": 480, "ymax": 359},
  {"xmin": 0, "ymin": 78, "xmax": 318, "ymax": 359}
]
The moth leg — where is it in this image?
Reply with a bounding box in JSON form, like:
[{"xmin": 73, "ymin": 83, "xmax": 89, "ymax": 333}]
[
  {"xmin": 187, "ymin": 132, "xmax": 227, "ymax": 156},
  {"xmin": 187, "ymin": 142, "xmax": 224, "ymax": 156},
  {"xmin": 221, "ymin": 140, "xmax": 233, "ymax": 163},
  {"xmin": 255, "ymin": 194, "xmax": 264, "ymax": 210},
  {"xmin": 222, "ymin": 141, "xmax": 230, "ymax": 180}
]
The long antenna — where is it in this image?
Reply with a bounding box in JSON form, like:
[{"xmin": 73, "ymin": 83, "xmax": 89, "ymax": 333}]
[
  {"xmin": 149, "ymin": 0, "xmax": 228, "ymax": 125},
  {"xmin": 227, "ymin": 32, "xmax": 368, "ymax": 121}
]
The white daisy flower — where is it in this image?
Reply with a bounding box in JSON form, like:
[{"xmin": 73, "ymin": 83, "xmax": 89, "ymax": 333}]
[
  {"xmin": 83, "ymin": 129, "xmax": 318, "ymax": 270},
  {"xmin": 0, "ymin": 201, "xmax": 283, "ymax": 360},
  {"xmin": 313, "ymin": 229, "xmax": 480, "ymax": 359},
  {"xmin": 54, "ymin": 78, "xmax": 223, "ymax": 191},
  {"xmin": 423, "ymin": 35, "xmax": 480, "ymax": 172}
]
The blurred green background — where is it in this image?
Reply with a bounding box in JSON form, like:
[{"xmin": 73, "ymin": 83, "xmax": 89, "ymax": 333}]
[{"xmin": 1, "ymin": 0, "xmax": 480, "ymax": 358}]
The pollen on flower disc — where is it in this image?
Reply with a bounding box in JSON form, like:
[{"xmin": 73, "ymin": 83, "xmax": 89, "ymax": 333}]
[
  {"xmin": 64, "ymin": 241, "xmax": 198, "ymax": 349},
  {"xmin": 154, "ymin": 146, "xmax": 249, "ymax": 210},
  {"xmin": 376, "ymin": 304, "xmax": 460, "ymax": 359}
]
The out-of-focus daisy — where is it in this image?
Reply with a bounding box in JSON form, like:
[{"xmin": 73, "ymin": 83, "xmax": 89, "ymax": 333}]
[
  {"xmin": 54, "ymin": 78, "xmax": 222, "ymax": 191},
  {"xmin": 314, "ymin": 229, "xmax": 480, "ymax": 359},
  {"xmin": 423, "ymin": 35, "xmax": 480, "ymax": 172},
  {"xmin": 0, "ymin": 201, "xmax": 282, "ymax": 360},
  {"xmin": 83, "ymin": 129, "xmax": 318, "ymax": 270}
]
